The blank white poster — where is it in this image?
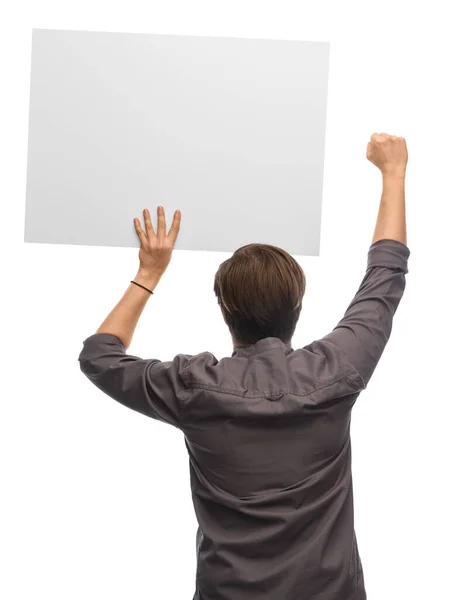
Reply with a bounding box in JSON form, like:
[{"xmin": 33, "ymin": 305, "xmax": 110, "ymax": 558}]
[{"xmin": 24, "ymin": 29, "xmax": 329, "ymax": 255}]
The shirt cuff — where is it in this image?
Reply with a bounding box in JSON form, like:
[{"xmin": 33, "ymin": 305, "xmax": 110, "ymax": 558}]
[{"xmin": 367, "ymin": 239, "xmax": 410, "ymax": 274}]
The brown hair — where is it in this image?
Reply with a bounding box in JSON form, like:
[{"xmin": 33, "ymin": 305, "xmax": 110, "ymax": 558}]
[{"xmin": 214, "ymin": 243, "xmax": 306, "ymax": 346}]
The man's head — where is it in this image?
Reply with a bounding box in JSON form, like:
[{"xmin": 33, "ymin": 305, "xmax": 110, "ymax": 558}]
[{"xmin": 214, "ymin": 243, "xmax": 306, "ymax": 347}]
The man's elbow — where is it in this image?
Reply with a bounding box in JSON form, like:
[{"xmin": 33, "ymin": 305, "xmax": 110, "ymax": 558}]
[
  {"xmin": 78, "ymin": 356, "xmax": 93, "ymax": 378},
  {"xmin": 78, "ymin": 339, "xmax": 103, "ymax": 377},
  {"xmin": 78, "ymin": 349, "xmax": 102, "ymax": 378}
]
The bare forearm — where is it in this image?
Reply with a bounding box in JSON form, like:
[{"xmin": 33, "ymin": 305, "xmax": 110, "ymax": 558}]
[
  {"xmin": 372, "ymin": 170, "xmax": 407, "ymax": 246},
  {"xmin": 95, "ymin": 269, "xmax": 163, "ymax": 349}
]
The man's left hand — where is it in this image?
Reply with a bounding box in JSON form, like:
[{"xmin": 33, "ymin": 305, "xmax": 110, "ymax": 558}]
[{"xmin": 134, "ymin": 206, "xmax": 181, "ymax": 278}]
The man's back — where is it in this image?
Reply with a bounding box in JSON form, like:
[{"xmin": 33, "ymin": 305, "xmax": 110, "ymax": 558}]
[{"xmin": 184, "ymin": 338, "xmax": 364, "ymax": 599}]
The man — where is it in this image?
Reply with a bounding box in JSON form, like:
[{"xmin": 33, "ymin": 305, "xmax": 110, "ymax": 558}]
[{"xmin": 79, "ymin": 132, "xmax": 410, "ymax": 599}]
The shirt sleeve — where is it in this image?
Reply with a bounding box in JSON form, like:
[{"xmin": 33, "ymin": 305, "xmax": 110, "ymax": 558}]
[
  {"xmin": 78, "ymin": 333, "xmax": 190, "ymax": 428},
  {"xmin": 304, "ymin": 239, "xmax": 410, "ymax": 389}
]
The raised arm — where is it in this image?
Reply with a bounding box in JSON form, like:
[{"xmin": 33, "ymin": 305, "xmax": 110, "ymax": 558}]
[
  {"xmin": 369, "ymin": 133, "xmax": 408, "ymax": 246},
  {"xmin": 306, "ymin": 133, "xmax": 410, "ymax": 388}
]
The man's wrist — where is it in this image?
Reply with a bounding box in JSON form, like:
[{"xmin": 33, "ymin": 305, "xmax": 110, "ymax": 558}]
[
  {"xmin": 381, "ymin": 167, "xmax": 406, "ymax": 182},
  {"xmin": 134, "ymin": 268, "xmax": 164, "ymax": 292}
]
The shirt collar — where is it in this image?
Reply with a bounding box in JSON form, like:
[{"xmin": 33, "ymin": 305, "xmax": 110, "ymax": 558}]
[{"xmin": 232, "ymin": 337, "xmax": 293, "ymax": 358}]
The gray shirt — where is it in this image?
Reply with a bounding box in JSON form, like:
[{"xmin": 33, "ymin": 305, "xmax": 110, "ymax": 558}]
[{"xmin": 79, "ymin": 238, "xmax": 410, "ymax": 600}]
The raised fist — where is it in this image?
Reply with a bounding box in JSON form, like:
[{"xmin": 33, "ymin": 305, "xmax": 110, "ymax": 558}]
[{"xmin": 366, "ymin": 133, "xmax": 408, "ymax": 175}]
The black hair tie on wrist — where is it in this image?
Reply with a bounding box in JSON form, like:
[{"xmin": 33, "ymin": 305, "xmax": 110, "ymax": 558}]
[{"xmin": 130, "ymin": 280, "xmax": 154, "ymax": 295}]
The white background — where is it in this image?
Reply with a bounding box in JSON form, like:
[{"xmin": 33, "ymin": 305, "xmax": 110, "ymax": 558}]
[{"xmin": 1, "ymin": 1, "xmax": 473, "ymax": 599}]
